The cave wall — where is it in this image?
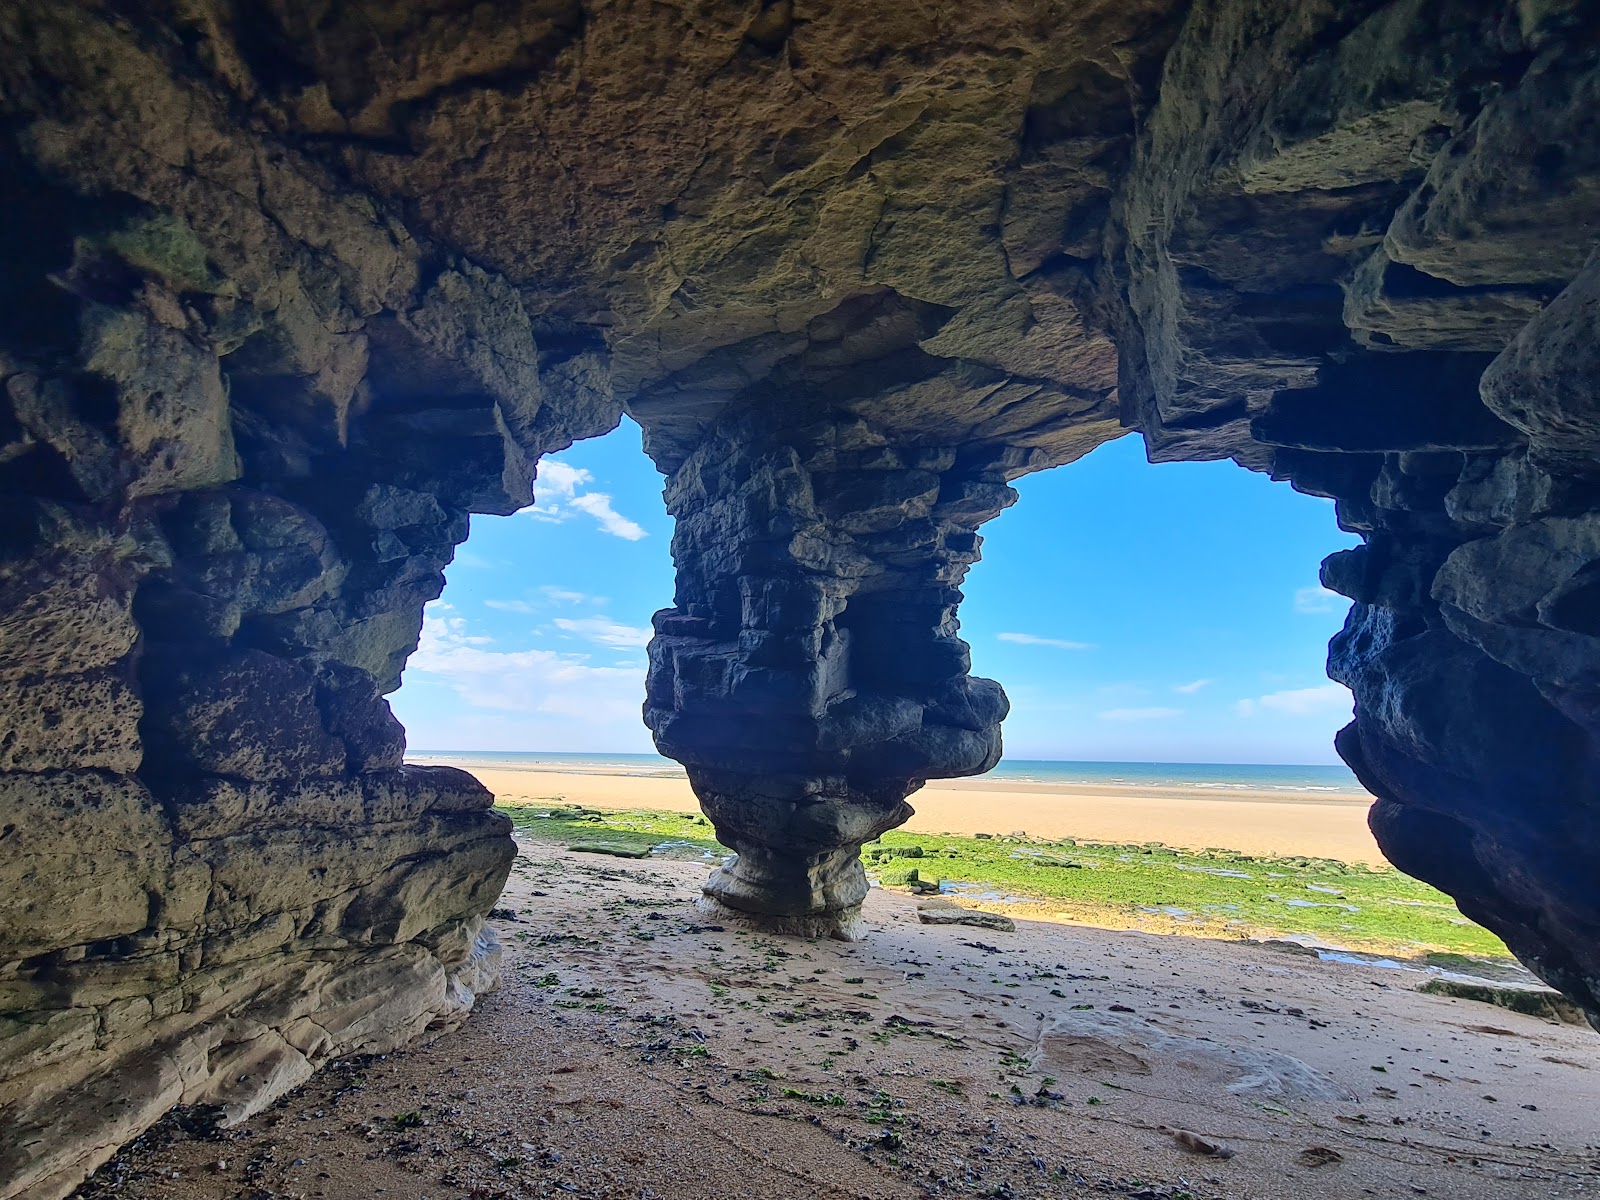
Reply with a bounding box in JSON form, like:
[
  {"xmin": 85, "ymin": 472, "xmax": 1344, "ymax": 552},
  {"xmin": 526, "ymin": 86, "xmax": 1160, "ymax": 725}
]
[
  {"xmin": 1110, "ymin": 0, "xmax": 1600, "ymax": 1022},
  {"xmin": 0, "ymin": 8, "xmax": 616, "ymax": 1196},
  {"xmin": 2, "ymin": 0, "xmax": 1599, "ymax": 1196}
]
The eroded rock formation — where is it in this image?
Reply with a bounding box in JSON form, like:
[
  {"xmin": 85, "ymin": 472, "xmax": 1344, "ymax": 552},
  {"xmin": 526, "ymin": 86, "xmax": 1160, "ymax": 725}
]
[
  {"xmin": 0, "ymin": 8, "xmax": 614, "ymax": 1193},
  {"xmin": 2, "ymin": 0, "xmax": 1598, "ymax": 1194},
  {"xmin": 1112, "ymin": 0, "xmax": 1600, "ymax": 1030}
]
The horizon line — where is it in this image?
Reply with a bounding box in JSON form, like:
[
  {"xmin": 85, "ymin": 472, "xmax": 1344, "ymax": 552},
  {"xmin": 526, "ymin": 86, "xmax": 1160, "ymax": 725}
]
[{"xmin": 407, "ymin": 749, "xmax": 1354, "ymax": 769}]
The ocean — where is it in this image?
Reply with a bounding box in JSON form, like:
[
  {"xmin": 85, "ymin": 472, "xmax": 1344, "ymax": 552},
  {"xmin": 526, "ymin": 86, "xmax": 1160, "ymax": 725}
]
[{"xmin": 407, "ymin": 751, "xmax": 1366, "ymax": 796}]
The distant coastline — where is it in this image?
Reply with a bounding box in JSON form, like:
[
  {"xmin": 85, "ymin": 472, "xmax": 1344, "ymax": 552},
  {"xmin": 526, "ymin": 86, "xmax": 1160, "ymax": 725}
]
[
  {"xmin": 407, "ymin": 750, "xmax": 1370, "ymax": 799},
  {"xmin": 412, "ymin": 751, "xmax": 1380, "ymax": 861}
]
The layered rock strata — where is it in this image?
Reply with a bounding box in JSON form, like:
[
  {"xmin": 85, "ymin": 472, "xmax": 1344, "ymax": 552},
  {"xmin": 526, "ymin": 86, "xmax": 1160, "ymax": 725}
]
[
  {"xmin": 646, "ymin": 404, "xmax": 1018, "ymax": 936},
  {"xmin": 0, "ymin": 7, "xmax": 613, "ymax": 1196},
  {"xmin": 2, "ymin": 0, "xmax": 1600, "ymax": 1194},
  {"xmin": 1110, "ymin": 0, "xmax": 1600, "ymax": 1025}
]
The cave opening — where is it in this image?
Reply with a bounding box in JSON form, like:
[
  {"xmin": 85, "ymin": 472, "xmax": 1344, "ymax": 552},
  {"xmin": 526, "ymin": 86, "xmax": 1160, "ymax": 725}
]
[
  {"xmin": 390, "ymin": 422, "xmax": 1508, "ymax": 963},
  {"xmin": 959, "ymin": 435, "xmax": 1361, "ymax": 768},
  {"xmin": 393, "ymin": 425, "xmax": 1362, "ymax": 770},
  {"xmin": 390, "ymin": 415, "xmax": 672, "ymax": 757}
]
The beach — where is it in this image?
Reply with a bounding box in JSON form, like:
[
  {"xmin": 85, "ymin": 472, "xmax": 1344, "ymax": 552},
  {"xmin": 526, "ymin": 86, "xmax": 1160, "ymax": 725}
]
[{"xmin": 418, "ymin": 755, "xmax": 1386, "ymax": 864}]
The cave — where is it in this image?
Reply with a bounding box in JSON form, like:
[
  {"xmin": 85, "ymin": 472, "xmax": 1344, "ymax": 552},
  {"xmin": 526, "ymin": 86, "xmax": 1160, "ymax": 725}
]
[{"xmin": 2, "ymin": 2, "xmax": 1598, "ymax": 1196}]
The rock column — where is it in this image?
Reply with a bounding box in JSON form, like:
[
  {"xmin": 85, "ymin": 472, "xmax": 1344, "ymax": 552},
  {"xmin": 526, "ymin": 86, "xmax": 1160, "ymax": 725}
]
[{"xmin": 645, "ymin": 407, "xmax": 1013, "ymax": 936}]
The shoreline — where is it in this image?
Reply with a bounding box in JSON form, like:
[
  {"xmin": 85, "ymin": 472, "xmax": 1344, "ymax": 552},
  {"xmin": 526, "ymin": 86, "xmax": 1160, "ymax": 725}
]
[{"xmin": 419, "ymin": 757, "xmax": 1386, "ymax": 864}]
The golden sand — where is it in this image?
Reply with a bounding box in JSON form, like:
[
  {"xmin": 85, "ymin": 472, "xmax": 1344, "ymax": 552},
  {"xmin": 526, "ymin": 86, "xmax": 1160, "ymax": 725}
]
[{"xmin": 426, "ymin": 759, "xmax": 1386, "ymax": 864}]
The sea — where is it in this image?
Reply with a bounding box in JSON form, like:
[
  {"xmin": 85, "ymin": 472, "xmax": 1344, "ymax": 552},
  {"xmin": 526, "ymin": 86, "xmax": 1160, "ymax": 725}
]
[{"xmin": 406, "ymin": 751, "xmax": 1366, "ymax": 796}]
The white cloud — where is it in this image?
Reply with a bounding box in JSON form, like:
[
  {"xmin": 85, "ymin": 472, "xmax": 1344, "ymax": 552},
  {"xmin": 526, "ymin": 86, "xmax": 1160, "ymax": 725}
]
[
  {"xmin": 1173, "ymin": 679, "xmax": 1212, "ymax": 694},
  {"xmin": 997, "ymin": 632, "xmax": 1095, "ymax": 650},
  {"xmin": 1099, "ymin": 706, "xmax": 1183, "ymax": 722},
  {"xmin": 484, "ymin": 599, "xmax": 537, "ymax": 614},
  {"xmin": 423, "ymin": 603, "xmax": 492, "ymax": 645},
  {"xmin": 524, "ymin": 457, "xmax": 648, "ymax": 541},
  {"xmin": 1294, "ymin": 585, "xmax": 1341, "ymax": 615},
  {"xmin": 1236, "ymin": 683, "xmax": 1352, "ymax": 718},
  {"xmin": 534, "ymin": 460, "xmax": 591, "ymax": 501},
  {"xmin": 568, "ymin": 492, "xmax": 647, "ymax": 541},
  {"xmin": 485, "ymin": 587, "xmax": 604, "ymax": 615},
  {"xmin": 407, "ymin": 602, "xmax": 644, "ymax": 721},
  {"xmin": 552, "ymin": 616, "xmax": 652, "ymax": 648}
]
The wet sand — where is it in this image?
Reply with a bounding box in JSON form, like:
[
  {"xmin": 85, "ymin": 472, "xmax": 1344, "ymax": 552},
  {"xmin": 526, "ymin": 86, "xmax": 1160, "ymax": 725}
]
[
  {"xmin": 86, "ymin": 842, "xmax": 1600, "ymax": 1200},
  {"xmin": 422, "ymin": 758, "xmax": 1387, "ymax": 864}
]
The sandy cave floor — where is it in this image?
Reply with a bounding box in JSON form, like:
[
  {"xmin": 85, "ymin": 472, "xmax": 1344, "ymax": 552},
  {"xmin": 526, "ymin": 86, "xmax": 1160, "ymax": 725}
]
[{"xmin": 77, "ymin": 842, "xmax": 1600, "ymax": 1200}]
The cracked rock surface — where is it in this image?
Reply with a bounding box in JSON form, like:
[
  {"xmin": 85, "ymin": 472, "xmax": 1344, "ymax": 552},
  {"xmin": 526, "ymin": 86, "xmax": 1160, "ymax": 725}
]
[{"xmin": 1, "ymin": 2, "xmax": 1599, "ymax": 1195}]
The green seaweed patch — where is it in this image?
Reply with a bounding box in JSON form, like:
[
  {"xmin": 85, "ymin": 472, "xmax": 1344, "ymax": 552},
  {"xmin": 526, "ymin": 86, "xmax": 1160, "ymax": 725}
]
[
  {"xmin": 492, "ymin": 802, "xmax": 1510, "ymax": 959},
  {"xmin": 782, "ymin": 1088, "xmax": 846, "ymax": 1106},
  {"xmin": 497, "ymin": 803, "xmax": 725, "ymax": 857},
  {"xmin": 875, "ymin": 863, "xmax": 921, "ymax": 887},
  {"xmin": 867, "ymin": 827, "xmax": 1510, "ymax": 959}
]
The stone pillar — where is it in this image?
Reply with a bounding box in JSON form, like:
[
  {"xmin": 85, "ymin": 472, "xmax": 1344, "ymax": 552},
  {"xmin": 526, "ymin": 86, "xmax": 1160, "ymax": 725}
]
[{"xmin": 644, "ymin": 408, "xmax": 1013, "ymax": 937}]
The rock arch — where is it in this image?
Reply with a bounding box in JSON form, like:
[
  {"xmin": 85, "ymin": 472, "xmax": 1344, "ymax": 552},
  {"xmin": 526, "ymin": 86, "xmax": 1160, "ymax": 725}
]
[{"xmin": 1, "ymin": 1, "xmax": 1597, "ymax": 1195}]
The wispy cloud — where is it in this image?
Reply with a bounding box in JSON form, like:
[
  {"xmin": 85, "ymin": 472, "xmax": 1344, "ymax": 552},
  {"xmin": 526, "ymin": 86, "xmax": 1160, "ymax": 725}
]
[
  {"xmin": 485, "ymin": 599, "xmax": 537, "ymax": 614},
  {"xmin": 1173, "ymin": 679, "xmax": 1211, "ymax": 695},
  {"xmin": 1236, "ymin": 683, "xmax": 1351, "ymax": 718},
  {"xmin": 1099, "ymin": 706, "xmax": 1183, "ymax": 721},
  {"xmin": 569, "ymin": 492, "xmax": 647, "ymax": 540},
  {"xmin": 997, "ymin": 632, "xmax": 1095, "ymax": 650},
  {"xmin": 424, "ymin": 603, "xmax": 492, "ymax": 644},
  {"xmin": 525, "ymin": 458, "xmax": 648, "ymax": 541},
  {"xmin": 407, "ymin": 602, "xmax": 643, "ymax": 721},
  {"xmin": 1294, "ymin": 585, "xmax": 1341, "ymax": 615},
  {"xmin": 485, "ymin": 586, "xmax": 604, "ymax": 616},
  {"xmin": 552, "ymin": 616, "xmax": 652, "ymax": 648}
]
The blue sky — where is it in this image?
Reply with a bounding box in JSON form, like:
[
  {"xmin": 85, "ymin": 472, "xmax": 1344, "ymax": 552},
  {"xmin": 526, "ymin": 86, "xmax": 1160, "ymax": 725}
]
[{"xmin": 391, "ymin": 420, "xmax": 1359, "ymax": 763}]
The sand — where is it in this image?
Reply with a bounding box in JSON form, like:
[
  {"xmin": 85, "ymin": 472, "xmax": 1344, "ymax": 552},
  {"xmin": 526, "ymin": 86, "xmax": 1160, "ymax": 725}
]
[
  {"xmin": 85, "ymin": 841, "xmax": 1600, "ymax": 1200},
  {"xmin": 427, "ymin": 759, "xmax": 1387, "ymax": 864}
]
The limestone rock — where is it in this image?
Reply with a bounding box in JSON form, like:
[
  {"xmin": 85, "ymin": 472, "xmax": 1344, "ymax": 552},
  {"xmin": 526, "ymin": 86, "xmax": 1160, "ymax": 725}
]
[
  {"xmin": 0, "ymin": 772, "xmax": 172, "ymax": 961},
  {"xmin": 0, "ymin": 667, "xmax": 142, "ymax": 773},
  {"xmin": 4, "ymin": 2, "xmax": 1600, "ymax": 1195},
  {"xmin": 141, "ymin": 650, "xmax": 349, "ymax": 782},
  {"xmin": 1480, "ymin": 252, "xmax": 1600, "ymax": 476},
  {"xmin": 916, "ymin": 899, "xmax": 1016, "ymax": 932}
]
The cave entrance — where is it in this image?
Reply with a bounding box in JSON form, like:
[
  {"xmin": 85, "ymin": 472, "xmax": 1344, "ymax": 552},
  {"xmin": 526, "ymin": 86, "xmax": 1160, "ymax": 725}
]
[
  {"xmin": 960, "ymin": 434, "xmax": 1361, "ymax": 775},
  {"xmin": 368, "ymin": 405, "xmax": 1560, "ymax": 1179},
  {"xmin": 929, "ymin": 435, "xmax": 1509, "ymax": 958},
  {"xmin": 390, "ymin": 415, "xmax": 674, "ymax": 759},
  {"xmin": 392, "ymin": 423, "xmax": 1515, "ymax": 967},
  {"xmin": 393, "ymin": 424, "xmax": 1359, "ymax": 780}
]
